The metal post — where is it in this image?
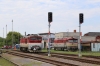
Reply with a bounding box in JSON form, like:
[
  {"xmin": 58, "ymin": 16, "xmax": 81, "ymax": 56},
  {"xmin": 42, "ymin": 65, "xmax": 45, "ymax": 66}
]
[
  {"xmin": 18, "ymin": 27, "xmax": 19, "ymax": 44},
  {"xmin": 48, "ymin": 22, "xmax": 51, "ymax": 57},
  {"xmin": 67, "ymin": 29, "xmax": 69, "ymax": 37},
  {"xmin": 18, "ymin": 32, "xmax": 19, "ymax": 44},
  {"xmin": 3, "ymin": 28, "xmax": 4, "ymax": 45},
  {"xmin": 78, "ymin": 23, "xmax": 81, "ymax": 57},
  {"xmin": 12, "ymin": 20, "xmax": 13, "ymax": 49},
  {"xmin": 6, "ymin": 25, "xmax": 7, "ymax": 45}
]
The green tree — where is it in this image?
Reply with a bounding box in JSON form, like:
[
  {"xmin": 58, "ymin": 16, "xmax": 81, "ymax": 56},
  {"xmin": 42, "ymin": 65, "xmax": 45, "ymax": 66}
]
[
  {"xmin": 6, "ymin": 31, "xmax": 22, "ymax": 46},
  {"xmin": 0, "ymin": 37, "xmax": 5, "ymax": 47}
]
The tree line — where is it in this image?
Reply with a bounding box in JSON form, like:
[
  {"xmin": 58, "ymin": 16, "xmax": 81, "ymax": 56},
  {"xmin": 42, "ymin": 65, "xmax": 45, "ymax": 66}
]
[{"xmin": 0, "ymin": 31, "xmax": 22, "ymax": 47}]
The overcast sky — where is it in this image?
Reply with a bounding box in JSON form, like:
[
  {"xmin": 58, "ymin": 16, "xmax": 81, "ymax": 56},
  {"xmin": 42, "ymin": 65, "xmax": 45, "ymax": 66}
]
[{"xmin": 0, "ymin": 0, "xmax": 100, "ymax": 38}]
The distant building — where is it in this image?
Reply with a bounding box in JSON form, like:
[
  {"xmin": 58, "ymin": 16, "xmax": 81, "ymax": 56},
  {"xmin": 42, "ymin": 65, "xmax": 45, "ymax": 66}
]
[
  {"xmin": 55, "ymin": 30, "xmax": 81, "ymax": 39},
  {"xmin": 84, "ymin": 32, "xmax": 100, "ymax": 36},
  {"xmin": 81, "ymin": 36, "xmax": 96, "ymax": 42},
  {"xmin": 38, "ymin": 33, "xmax": 55, "ymax": 49},
  {"xmin": 79, "ymin": 36, "xmax": 96, "ymax": 51},
  {"xmin": 91, "ymin": 42, "xmax": 100, "ymax": 52},
  {"xmin": 83, "ymin": 32, "xmax": 100, "ymax": 51}
]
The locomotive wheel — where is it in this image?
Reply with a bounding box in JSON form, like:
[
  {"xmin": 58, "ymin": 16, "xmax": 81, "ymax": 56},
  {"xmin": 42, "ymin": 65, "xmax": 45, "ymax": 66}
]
[
  {"xmin": 20, "ymin": 47, "xmax": 23, "ymax": 51},
  {"xmin": 20, "ymin": 47, "xmax": 28, "ymax": 52},
  {"xmin": 24, "ymin": 48, "xmax": 28, "ymax": 52}
]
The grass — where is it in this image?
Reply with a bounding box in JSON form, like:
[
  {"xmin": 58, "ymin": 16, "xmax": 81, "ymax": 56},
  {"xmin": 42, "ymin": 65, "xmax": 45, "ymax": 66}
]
[
  {"xmin": 0, "ymin": 57, "xmax": 15, "ymax": 66},
  {"xmin": 0, "ymin": 49, "xmax": 7, "ymax": 53},
  {"xmin": 42, "ymin": 49, "xmax": 100, "ymax": 56}
]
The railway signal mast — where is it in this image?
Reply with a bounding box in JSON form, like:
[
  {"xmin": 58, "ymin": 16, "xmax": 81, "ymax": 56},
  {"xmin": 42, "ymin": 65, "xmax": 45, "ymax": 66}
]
[
  {"xmin": 79, "ymin": 13, "xmax": 84, "ymax": 58},
  {"xmin": 48, "ymin": 12, "xmax": 53, "ymax": 56}
]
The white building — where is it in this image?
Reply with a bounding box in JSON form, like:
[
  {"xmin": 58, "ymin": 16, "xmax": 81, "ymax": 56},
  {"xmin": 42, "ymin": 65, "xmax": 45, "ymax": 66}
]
[
  {"xmin": 91, "ymin": 42, "xmax": 100, "ymax": 52},
  {"xmin": 55, "ymin": 30, "xmax": 81, "ymax": 39}
]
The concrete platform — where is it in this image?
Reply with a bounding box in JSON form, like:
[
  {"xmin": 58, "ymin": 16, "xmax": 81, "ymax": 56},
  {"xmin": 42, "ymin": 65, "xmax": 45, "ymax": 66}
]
[{"xmin": 1, "ymin": 53, "xmax": 55, "ymax": 66}]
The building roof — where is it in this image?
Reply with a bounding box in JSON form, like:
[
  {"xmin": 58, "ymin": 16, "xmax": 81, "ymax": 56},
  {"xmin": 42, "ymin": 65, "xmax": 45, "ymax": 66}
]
[
  {"xmin": 84, "ymin": 32, "xmax": 100, "ymax": 36},
  {"xmin": 55, "ymin": 32, "xmax": 81, "ymax": 37}
]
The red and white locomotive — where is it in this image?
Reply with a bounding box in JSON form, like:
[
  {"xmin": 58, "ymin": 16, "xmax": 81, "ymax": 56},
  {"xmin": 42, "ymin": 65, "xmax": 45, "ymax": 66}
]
[
  {"xmin": 20, "ymin": 34, "xmax": 43, "ymax": 52},
  {"xmin": 53, "ymin": 37, "xmax": 78, "ymax": 51}
]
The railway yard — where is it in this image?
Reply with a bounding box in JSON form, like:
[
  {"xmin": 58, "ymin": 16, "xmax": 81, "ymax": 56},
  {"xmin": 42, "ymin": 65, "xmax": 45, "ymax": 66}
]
[
  {"xmin": 1, "ymin": 0, "xmax": 100, "ymax": 66},
  {"xmin": 0, "ymin": 49, "xmax": 100, "ymax": 66}
]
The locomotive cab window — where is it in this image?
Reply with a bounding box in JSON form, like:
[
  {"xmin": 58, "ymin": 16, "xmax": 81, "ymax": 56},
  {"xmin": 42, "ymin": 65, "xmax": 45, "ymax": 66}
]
[{"xmin": 37, "ymin": 38, "xmax": 42, "ymax": 40}]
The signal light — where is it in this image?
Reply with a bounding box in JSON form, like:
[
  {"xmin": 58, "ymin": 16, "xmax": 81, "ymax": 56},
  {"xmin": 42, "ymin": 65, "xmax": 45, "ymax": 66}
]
[
  {"xmin": 79, "ymin": 13, "xmax": 83, "ymax": 24},
  {"xmin": 48, "ymin": 12, "xmax": 52, "ymax": 22}
]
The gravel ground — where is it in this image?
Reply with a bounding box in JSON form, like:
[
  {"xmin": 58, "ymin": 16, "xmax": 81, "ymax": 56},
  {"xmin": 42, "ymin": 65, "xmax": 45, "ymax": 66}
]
[{"xmin": 1, "ymin": 53, "xmax": 55, "ymax": 66}]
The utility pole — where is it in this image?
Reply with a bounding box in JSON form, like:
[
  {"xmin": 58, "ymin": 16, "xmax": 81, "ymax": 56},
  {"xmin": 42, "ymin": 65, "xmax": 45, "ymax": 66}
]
[
  {"xmin": 6, "ymin": 25, "xmax": 7, "ymax": 45},
  {"xmin": 18, "ymin": 28, "xmax": 19, "ymax": 44},
  {"xmin": 18, "ymin": 33, "xmax": 19, "ymax": 44},
  {"xmin": 67, "ymin": 29, "xmax": 69, "ymax": 37},
  {"xmin": 3, "ymin": 28, "xmax": 4, "ymax": 45},
  {"xmin": 12, "ymin": 20, "xmax": 13, "ymax": 49}
]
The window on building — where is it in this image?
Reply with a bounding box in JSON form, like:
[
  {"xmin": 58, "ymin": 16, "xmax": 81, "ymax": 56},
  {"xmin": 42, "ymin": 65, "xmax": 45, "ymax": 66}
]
[{"xmin": 93, "ymin": 43, "xmax": 95, "ymax": 48}]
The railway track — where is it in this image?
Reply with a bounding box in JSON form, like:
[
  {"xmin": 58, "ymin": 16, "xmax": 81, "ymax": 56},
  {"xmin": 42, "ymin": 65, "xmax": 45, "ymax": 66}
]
[
  {"xmin": 51, "ymin": 52, "xmax": 100, "ymax": 59},
  {"xmin": 11, "ymin": 49, "xmax": 100, "ymax": 59},
  {"xmin": 5, "ymin": 50, "xmax": 100, "ymax": 65},
  {"xmin": 6, "ymin": 50, "xmax": 78, "ymax": 66},
  {"xmin": 36, "ymin": 52, "xmax": 100, "ymax": 65}
]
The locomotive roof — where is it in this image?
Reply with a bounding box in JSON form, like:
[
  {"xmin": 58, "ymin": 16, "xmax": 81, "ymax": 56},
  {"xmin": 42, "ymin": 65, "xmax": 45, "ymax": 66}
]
[{"xmin": 21, "ymin": 35, "xmax": 41, "ymax": 38}]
